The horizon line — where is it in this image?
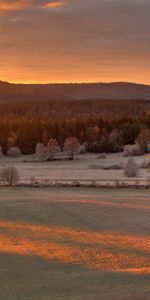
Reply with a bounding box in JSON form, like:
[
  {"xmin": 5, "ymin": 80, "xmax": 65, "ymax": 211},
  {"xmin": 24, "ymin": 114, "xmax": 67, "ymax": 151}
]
[{"xmin": 0, "ymin": 80, "xmax": 150, "ymax": 86}]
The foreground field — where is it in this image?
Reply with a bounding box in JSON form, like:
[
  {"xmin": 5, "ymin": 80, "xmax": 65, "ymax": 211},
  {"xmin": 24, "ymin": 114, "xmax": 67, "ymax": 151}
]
[{"xmin": 0, "ymin": 188, "xmax": 150, "ymax": 300}]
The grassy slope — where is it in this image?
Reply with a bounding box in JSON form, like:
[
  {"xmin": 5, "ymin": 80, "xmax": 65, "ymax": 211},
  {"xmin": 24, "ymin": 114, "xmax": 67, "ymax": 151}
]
[{"xmin": 0, "ymin": 187, "xmax": 150, "ymax": 300}]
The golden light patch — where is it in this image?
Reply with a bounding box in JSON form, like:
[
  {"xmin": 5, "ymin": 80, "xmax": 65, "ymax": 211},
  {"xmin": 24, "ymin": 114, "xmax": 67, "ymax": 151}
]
[
  {"xmin": 42, "ymin": 1, "xmax": 67, "ymax": 9},
  {"xmin": 56, "ymin": 199, "xmax": 150, "ymax": 210},
  {"xmin": 0, "ymin": 220, "xmax": 150, "ymax": 274}
]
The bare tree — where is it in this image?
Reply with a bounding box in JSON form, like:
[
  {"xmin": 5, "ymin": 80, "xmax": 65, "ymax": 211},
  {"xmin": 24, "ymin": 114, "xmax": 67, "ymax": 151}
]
[
  {"xmin": 124, "ymin": 158, "xmax": 139, "ymax": 177},
  {"xmin": 63, "ymin": 137, "xmax": 80, "ymax": 160},
  {"xmin": 1, "ymin": 166, "xmax": 20, "ymax": 186}
]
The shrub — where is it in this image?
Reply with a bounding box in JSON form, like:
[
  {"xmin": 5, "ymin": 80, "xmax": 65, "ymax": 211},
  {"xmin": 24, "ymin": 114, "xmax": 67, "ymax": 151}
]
[
  {"xmin": 1, "ymin": 166, "xmax": 20, "ymax": 186},
  {"xmin": 124, "ymin": 158, "xmax": 139, "ymax": 177},
  {"xmin": 90, "ymin": 163, "xmax": 121, "ymax": 170},
  {"xmin": 97, "ymin": 153, "xmax": 106, "ymax": 159},
  {"xmin": 79, "ymin": 145, "xmax": 86, "ymax": 154},
  {"xmin": 89, "ymin": 164, "xmax": 103, "ymax": 170},
  {"xmin": 7, "ymin": 147, "xmax": 21, "ymax": 157},
  {"xmin": 140, "ymin": 159, "xmax": 150, "ymax": 169},
  {"xmin": 72, "ymin": 180, "xmax": 81, "ymax": 187},
  {"xmin": 123, "ymin": 143, "xmax": 141, "ymax": 157},
  {"xmin": 102, "ymin": 164, "xmax": 121, "ymax": 170}
]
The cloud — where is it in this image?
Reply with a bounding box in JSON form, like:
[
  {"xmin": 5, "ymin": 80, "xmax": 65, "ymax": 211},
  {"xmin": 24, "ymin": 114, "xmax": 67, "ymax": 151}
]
[
  {"xmin": 0, "ymin": 0, "xmax": 30, "ymax": 13},
  {"xmin": 42, "ymin": 1, "xmax": 67, "ymax": 9},
  {"xmin": 0, "ymin": 0, "xmax": 67, "ymax": 14}
]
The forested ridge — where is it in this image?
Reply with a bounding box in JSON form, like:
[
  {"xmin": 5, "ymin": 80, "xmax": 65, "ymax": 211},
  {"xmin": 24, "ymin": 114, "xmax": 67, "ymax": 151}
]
[{"xmin": 0, "ymin": 81, "xmax": 150, "ymax": 101}]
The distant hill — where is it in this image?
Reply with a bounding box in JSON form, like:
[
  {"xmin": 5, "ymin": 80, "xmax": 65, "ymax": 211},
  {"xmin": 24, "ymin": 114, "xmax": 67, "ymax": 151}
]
[{"xmin": 0, "ymin": 81, "xmax": 150, "ymax": 101}]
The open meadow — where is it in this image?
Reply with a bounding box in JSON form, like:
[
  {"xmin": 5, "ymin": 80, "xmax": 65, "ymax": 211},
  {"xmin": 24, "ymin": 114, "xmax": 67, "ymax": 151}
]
[
  {"xmin": 0, "ymin": 187, "xmax": 150, "ymax": 300},
  {"xmin": 0, "ymin": 152, "xmax": 149, "ymax": 182}
]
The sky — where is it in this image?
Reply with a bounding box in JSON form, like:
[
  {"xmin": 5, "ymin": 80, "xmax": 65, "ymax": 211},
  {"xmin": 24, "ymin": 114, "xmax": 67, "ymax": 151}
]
[{"xmin": 0, "ymin": 0, "xmax": 150, "ymax": 84}]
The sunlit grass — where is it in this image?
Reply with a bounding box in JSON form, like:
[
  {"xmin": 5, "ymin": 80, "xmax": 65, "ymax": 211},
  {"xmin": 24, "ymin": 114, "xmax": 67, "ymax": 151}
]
[
  {"xmin": 0, "ymin": 220, "xmax": 149, "ymax": 274},
  {"xmin": 55, "ymin": 199, "xmax": 150, "ymax": 210}
]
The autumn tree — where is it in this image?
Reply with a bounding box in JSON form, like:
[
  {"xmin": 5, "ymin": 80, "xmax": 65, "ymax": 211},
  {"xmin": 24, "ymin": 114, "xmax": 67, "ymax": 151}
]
[
  {"xmin": 121, "ymin": 122, "xmax": 140, "ymax": 145},
  {"xmin": 35, "ymin": 138, "xmax": 60, "ymax": 161},
  {"xmin": 63, "ymin": 136, "xmax": 80, "ymax": 160},
  {"xmin": 47, "ymin": 138, "xmax": 60, "ymax": 160},
  {"xmin": 35, "ymin": 143, "xmax": 48, "ymax": 161},
  {"xmin": 136, "ymin": 128, "xmax": 150, "ymax": 153},
  {"xmin": 108, "ymin": 129, "xmax": 123, "ymax": 152}
]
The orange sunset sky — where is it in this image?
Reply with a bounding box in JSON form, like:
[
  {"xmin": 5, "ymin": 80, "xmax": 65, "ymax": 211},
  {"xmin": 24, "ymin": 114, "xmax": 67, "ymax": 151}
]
[{"xmin": 0, "ymin": 0, "xmax": 150, "ymax": 84}]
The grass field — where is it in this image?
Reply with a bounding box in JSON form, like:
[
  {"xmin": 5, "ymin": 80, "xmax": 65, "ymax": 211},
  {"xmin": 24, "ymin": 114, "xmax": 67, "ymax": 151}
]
[
  {"xmin": 0, "ymin": 187, "xmax": 150, "ymax": 300},
  {"xmin": 0, "ymin": 152, "xmax": 149, "ymax": 180}
]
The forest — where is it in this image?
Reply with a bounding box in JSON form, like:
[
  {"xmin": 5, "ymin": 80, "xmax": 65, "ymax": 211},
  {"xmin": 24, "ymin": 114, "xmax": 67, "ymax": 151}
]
[{"xmin": 0, "ymin": 95, "xmax": 150, "ymax": 154}]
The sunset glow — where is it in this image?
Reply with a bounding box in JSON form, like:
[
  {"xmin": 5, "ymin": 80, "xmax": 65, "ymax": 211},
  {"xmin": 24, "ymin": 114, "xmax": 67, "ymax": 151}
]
[{"xmin": 0, "ymin": 0, "xmax": 149, "ymax": 84}]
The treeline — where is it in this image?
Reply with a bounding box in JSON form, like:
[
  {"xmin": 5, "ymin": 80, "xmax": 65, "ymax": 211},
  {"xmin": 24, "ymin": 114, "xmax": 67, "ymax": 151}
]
[
  {"xmin": 0, "ymin": 98, "xmax": 150, "ymax": 119},
  {"xmin": 0, "ymin": 99, "xmax": 150, "ymax": 154}
]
